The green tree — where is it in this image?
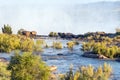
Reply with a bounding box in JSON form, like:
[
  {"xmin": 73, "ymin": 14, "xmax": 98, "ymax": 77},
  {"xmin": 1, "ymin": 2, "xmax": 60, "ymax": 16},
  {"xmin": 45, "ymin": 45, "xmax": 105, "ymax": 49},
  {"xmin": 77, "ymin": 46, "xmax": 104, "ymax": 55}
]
[
  {"xmin": 8, "ymin": 52, "xmax": 50, "ymax": 80},
  {"xmin": 2, "ymin": 24, "xmax": 12, "ymax": 34}
]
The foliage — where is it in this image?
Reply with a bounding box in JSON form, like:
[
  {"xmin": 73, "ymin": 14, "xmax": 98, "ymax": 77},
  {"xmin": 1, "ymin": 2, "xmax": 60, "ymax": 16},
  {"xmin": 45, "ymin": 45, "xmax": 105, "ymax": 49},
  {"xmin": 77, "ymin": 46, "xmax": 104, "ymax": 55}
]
[
  {"xmin": 0, "ymin": 34, "xmax": 34, "ymax": 53},
  {"xmin": 73, "ymin": 41, "xmax": 79, "ymax": 45},
  {"xmin": 0, "ymin": 34, "xmax": 20, "ymax": 53},
  {"xmin": 60, "ymin": 63, "xmax": 112, "ymax": 80},
  {"xmin": 67, "ymin": 41, "xmax": 75, "ymax": 50},
  {"xmin": 8, "ymin": 52, "xmax": 50, "ymax": 80},
  {"xmin": 17, "ymin": 29, "xmax": 25, "ymax": 35},
  {"xmin": 20, "ymin": 38, "xmax": 34, "ymax": 52},
  {"xmin": 81, "ymin": 41, "xmax": 94, "ymax": 52},
  {"xmin": 82, "ymin": 41, "xmax": 120, "ymax": 59},
  {"xmin": 53, "ymin": 41, "xmax": 63, "ymax": 49},
  {"xmin": 2, "ymin": 24, "xmax": 12, "ymax": 34},
  {"xmin": 0, "ymin": 62, "xmax": 10, "ymax": 80},
  {"xmin": 49, "ymin": 32, "xmax": 58, "ymax": 37},
  {"xmin": 33, "ymin": 39, "xmax": 46, "ymax": 52}
]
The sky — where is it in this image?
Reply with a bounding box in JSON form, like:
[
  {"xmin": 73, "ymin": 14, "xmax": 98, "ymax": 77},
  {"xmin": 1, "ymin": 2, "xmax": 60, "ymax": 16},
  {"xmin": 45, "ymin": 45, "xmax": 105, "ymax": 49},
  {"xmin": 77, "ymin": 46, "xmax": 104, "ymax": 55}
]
[
  {"xmin": 0, "ymin": 0, "xmax": 119, "ymax": 5},
  {"xmin": 0, "ymin": 0, "xmax": 120, "ymax": 34}
]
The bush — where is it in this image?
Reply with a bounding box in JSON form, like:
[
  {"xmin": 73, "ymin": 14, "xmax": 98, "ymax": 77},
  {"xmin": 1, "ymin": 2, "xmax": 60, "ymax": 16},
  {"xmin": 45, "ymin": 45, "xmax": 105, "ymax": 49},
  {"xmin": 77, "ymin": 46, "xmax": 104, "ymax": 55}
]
[
  {"xmin": 82, "ymin": 41, "xmax": 120, "ymax": 59},
  {"xmin": 8, "ymin": 52, "xmax": 50, "ymax": 80},
  {"xmin": 17, "ymin": 29, "xmax": 25, "ymax": 35},
  {"xmin": 0, "ymin": 34, "xmax": 38, "ymax": 53},
  {"xmin": 20, "ymin": 38, "xmax": 34, "ymax": 52},
  {"xmin": 60, "ymin": 63, "xmax": 112, "ymax": 80},
  {"xmin": 0, "ymin": 62, "xmax": 10, "ymax": 80},
  {"xmin": 67, "ymin": 41, "xmax": 75, "ymax": 50},
  {"xmin": 2, "ymin": 24, "xmax": 12, "ymax": 34},
  {"xmin": 0, "ymin": 34, "xmax": 20, "ymax": 53},
  {"xmin": 53, "ymin": 41, "xmax": 63, "ymax": 49},
  {"xmin": 33, "ymin": 39, "xmax": 45, "ymax": 52},
  {"xmin": 81, "ymin": 41, "xmax": 94, "ymax": 52}
]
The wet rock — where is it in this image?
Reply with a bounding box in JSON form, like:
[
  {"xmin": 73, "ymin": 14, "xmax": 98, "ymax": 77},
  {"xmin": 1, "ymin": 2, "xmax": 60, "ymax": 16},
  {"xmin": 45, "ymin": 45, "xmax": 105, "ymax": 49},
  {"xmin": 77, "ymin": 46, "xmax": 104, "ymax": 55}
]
[
  {"xmin": 82, "ymin": 52, "xmax": 99, "ymax": 58},
  {"xmin": 82, "ymin": 52, "xmax": 108, "ymax": 59},
  {"xmin": 98, "ymin": 54, "xmax": 108, "ymax": 59},
  {"xmin": 57, "ymin": 53, "xmax": 63, "ymax": 56}
]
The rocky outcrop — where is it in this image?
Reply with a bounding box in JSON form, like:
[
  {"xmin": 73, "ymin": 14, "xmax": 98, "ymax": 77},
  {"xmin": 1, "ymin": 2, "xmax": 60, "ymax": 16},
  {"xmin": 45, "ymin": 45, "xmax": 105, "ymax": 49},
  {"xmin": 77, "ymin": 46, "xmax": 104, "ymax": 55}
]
[
  {"xmin": 82, "ymin": 52, "xmax": 108, "ymax": 59},
  {"xmin": 21, "ymin": 30, "xmax": 37, "ymax": 38}
]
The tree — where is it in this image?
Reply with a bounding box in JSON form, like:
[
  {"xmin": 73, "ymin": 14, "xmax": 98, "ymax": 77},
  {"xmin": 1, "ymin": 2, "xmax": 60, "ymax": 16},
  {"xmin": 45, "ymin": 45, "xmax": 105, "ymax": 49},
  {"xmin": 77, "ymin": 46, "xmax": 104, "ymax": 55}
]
[
  {"xmin": 49, "ymin": 32, "xmax": 58, "ymax": 37},
  {"xmin": 2, "ymin": 24, "xmax": 12, "ymax": 34},
  {"xmin": 8, "ymin": 52, "xmax": 50, "ymax": 80},
  {"xmin": 17, "ymin": 28, "xmax": 25, "ymax": 35}
]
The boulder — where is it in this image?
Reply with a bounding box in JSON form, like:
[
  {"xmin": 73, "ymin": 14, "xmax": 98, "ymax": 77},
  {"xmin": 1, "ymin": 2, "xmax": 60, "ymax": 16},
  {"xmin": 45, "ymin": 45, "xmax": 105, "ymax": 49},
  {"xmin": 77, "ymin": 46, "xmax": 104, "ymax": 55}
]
[
  {"xmin": 98, "ymin": 54, "xmax": 108, "ymax": 59},
  {"xmin": 50, "ymin": 65, "xmax": 57, "ymax": 71}
]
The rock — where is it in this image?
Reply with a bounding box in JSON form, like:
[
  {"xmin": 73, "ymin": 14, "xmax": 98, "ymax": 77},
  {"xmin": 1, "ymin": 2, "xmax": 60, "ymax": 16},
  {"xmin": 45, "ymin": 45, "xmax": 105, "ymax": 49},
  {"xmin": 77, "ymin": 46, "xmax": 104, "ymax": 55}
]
[
  {"xmin": 98, "ymin": 54, "xmax": 108, "ymax": 59},
  {"xmin": 57, "ymin": 53, "xmax": 63, "ymax": 56},
  {"xmin": 50, "ymin": 65, "xmax": 57, "ymax": 71},
  {"xmin": 0, "ymin": 57, "xmax": 7, "ymax": 62},
  {"xmin": 82, "ymin": 52, "xmax": 99, "ymax": 58},
  {"xmin": 83, "ymin": 52, "xmax": 108, "ymax": 59}
]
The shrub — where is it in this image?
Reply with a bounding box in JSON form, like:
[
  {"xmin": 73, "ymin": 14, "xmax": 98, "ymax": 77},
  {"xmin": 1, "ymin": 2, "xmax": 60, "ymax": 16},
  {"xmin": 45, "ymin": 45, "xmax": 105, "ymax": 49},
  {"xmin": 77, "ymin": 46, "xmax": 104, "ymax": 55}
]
[
  {"xmin": 0, "ymin": 33, "xmax": 44, "ymax": 53},
  {"xmin": 20, "ymin": 38, "xmax": 34, "ymax": 52},
  {"xmin": 53, "ymin": 41, "xmax": 63, "ymax": 49},
  {"xmin": 81, "ymin": 41, "xmax": 94, "ymax": 52},
  {"xmin": 17, "ymin": 29, "xmax": 25, "ymax": 35},
  {"xmin": 0, "ymin": 34, "xmax": 20, "ymax": 53},
  {"xmin": 2, "ymin": 24, "xmax": 12, "ymax": 34},
  {"xmin": 8, "ymin": 52, "xmax": 50, "ymax": 80},
  {"xmin": 33, "ymin": 39, "xmax": 45, "ymax": 52},
  {"xmin": 60, "ymin": 63, "xmax": 112, "ymax": 80},
  {"xmin": 0, "ymin": 62, "xmax": 10, "ymax": 80},
  {"xmin": 82, "ymin": 41, "xmax": 120, "ymax": 59},
  {"xmin": 67, "ymin": 41, "xmax": 75, "ymax": 50}
]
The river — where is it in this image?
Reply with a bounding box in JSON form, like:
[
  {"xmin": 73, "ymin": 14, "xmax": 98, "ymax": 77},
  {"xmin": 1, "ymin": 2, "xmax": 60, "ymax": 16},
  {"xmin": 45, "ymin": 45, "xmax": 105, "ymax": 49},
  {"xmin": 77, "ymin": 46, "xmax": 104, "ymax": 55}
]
[{"xmin": 0, "ymin": 39, "xmax": 120, "ymax": 80}]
